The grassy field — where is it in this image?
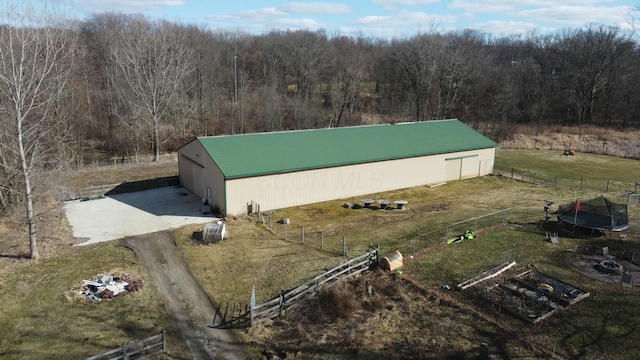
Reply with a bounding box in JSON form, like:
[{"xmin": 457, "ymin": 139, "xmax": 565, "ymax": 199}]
[
  {"xmin": 0, "ymin": 161, "xmax": 190, "ymax": 359},
  {"xmin": 495, "ymin": 149, "xmax": 640, "ymax": 193},
  {"xmin": 1, "ymin": 149, "xmax": 640, "ymax": 359},
  {"xmin": 0, "ymin": 241, "xmax": 193, "ymax": 359},
  {"xmin": 176, "ymin": 150, "xmax": 640, "ymax": 359}
]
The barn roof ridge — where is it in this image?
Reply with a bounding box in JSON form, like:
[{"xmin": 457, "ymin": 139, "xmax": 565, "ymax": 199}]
[{"xmin": 196, "ymin": 118, "xmax": 457, "ymax": 140}]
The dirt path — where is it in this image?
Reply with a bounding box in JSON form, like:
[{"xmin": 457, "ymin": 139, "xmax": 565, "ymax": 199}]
[{"xmin": 125, "ymin": 232, "xmax": 245, "ymax": 360}]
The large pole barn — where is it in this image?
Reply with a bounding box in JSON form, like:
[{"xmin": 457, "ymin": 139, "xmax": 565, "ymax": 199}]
[{"xmin": 177, "ymin": 119, "xmax": 497, "ymax": 216}]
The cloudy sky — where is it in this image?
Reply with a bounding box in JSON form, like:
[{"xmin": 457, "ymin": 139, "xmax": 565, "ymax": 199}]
[{"xmin": 67, "ymin": 0, "xmax": 638, "ymax": 37}]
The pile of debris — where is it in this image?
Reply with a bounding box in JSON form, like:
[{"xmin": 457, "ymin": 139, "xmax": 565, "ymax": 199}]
[{"xmin": 79, "ymin": 272, "xmax": 143, "ymax": 302}]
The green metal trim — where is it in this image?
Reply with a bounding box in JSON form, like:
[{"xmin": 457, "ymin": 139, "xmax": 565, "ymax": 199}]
[
  {"xmin": 180, "ymin": 154, "xmax": 204, "ymax": 168},
  {"xmin": 445, "ymin": 154, "xmax": 479, "ymax": 161}
]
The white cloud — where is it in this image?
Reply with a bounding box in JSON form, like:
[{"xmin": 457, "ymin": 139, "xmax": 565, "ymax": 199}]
[
  {"xmin": 373, "ymin": 0, "xmax": 441, "ymax": 5},
  {"xmin": 519, "ymin": 5, "xmax": 632, "ymax": 26},
  {"xmin": 339, "ymin": 25, "xmax": 404, "ymax": 38},
  {"xmin": 448, "ymin": 0, "xmax": 619, "ymax": 13},
  {"xmin": 467, "ymin": 20, "xmax": 540, "ymax": 36},
  {"xmin": 279, "ymin": 2, "xmax": 353, "ymax": 14},
  {"xmin": 273, "ymin": 17, "xmax": 325, "ymax": 30},
  {"xmin": 208, "ymin": 2, "xmax": 352, "ymax": 24},
  {"xmin": 449, "ymin": 0, "xmax": 516, "ymax": 13},
  {"xmin": 209, "ymin": 8, "xmax": 291, "ymax": 24},
  {"xmin": 352, "ymin": 11, "xmax": 457, "ymax": 27},
  {"xmin": 73, "ymin": 0, "xmax": 185, "ymax": 13}
]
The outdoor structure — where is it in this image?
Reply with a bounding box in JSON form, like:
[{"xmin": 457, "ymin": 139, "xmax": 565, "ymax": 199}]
[
  {"xmin": 178, "ymin": 119, "xmax": 497, "ymax": 216},
  {"xmin": 557, "ymin": 195, "xmax": 629, "ymax": 232},
  {"xmin": 477, "ymin": 265, "xmax": 591, "ymax": 324}
]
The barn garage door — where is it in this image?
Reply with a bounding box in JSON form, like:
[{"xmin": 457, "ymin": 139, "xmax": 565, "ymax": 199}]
[
  {"xmin": 180, "ymin": 155, "xmax": 205, "ymax": 199},
  {"xmin": 445, "ymin": 158, "xmax": 462, "ymax": 180},
  {"xmin": 445, "ymin": 154, "xmax": 479, "ymax": 181}
]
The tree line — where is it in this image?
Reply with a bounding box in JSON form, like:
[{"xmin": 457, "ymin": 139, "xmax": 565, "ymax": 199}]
[
  {"xmin": 1, "ymin": 2, "xmax": 639, "ymax": 258},
  {"xmin": 79, "ymin": 14, "xmax": 640, "ymax": 163}
]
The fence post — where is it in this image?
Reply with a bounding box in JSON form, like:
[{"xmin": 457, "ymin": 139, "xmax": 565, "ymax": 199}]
[
  {"xmin": 250, "ymin": 286, "xmax": 255, "ymax": 327},
  {"xmin": 606, "ymin": 179, "xmax": 610, "ymax": 192},
  {"xmin": 162, "ymin": 330, "xmax": 167, "ymax": 353},
  {"xmin": 269, "ymin": 212, "xmax": 272, "ymax": 231},
  {"xmin": 301, "ymin": 225, "xmax": 305, "ymax": 244},
  {"xmin": 511, "ymin": 168, "xmax": 514, "ymax": 179},
  {"xmin": 635, "ymin": 182, "xmax": 638, "ymax": 193},
  {"xmin": 413, "ymin": 239, "xmax": 417, "ymax": 254},
  {"xmin": 278, "ymin": 289, "xmax": 285, "ymax": 317},
  {"xmin": 123, "ymin": 343, "xmax": 129, "ymax": 360},
  {"xmin": 283, "ymin": 223, "xmax": 287, "ymax": 239},
  {"xmin": 320, "ymin": 230, "xmax": 324, "ymax": 250},
  {"xmin": 479, "ymin": 342, "xmax": 489, "ymax": 360},
  {"xmin": 342, "ymin": 235, "xmax": 347, "ymax": 256},
  {"xmin": 580, "ymin": 177, "xmax": 583, "ymax": 190}
]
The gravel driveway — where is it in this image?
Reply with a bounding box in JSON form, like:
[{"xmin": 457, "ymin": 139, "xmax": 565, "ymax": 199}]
[{"xmin": 64, "ymin": 187, "xmax": 217, "ymax": 246}]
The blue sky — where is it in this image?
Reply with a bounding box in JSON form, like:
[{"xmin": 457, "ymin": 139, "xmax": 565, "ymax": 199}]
[{"xmin": 66, "ymin": 0, "xmax": 638, "ymax": 38}]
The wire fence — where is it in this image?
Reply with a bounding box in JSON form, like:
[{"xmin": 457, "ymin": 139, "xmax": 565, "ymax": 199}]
[
  {"xmin": 261, "ymin": 205, "xmax": 545, "ymax": 265},
  {"xmin": 493, "ymin": 166, "xmax": 640, "ymax": 194},
  {"xmin": 80, "ymin": 153, "xmax": 178, "ymax": 169}
]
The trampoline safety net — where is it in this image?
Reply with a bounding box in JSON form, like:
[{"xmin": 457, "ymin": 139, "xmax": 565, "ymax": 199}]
[{"xmin": 558, "ymin": 195, "xmax": 628, "ymax": 231}]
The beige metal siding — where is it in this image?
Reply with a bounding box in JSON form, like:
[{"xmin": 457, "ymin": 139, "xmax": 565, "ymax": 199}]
[
  {"xmin": 224, "ymin": 148, "xmax": 495, "ymax": 215},
  {"xmin": 461, "ymin": 156, "xmax": 480, "ymax": 179},
  {"xmin": 178, "ymin": 141, "xmax": 205, "ymax": 198},
  {"xmin": 203, "ymin": 159, "xmax": 225, "ymax": 212},
  {"xmin": 178, "ymin": 140, "xmax": 226, "ymax": 211}
]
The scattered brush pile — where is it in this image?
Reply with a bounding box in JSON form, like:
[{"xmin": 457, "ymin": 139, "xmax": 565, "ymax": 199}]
[{"xmin": 70, "ymin": 271, "xmax": 143, "ymax": 302}]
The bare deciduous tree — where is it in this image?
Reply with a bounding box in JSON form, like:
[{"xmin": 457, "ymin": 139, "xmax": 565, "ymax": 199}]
[
  {"xmin": 109, "ymin": 15, "xmax": 194, "ymax": 161},
  {"xmin": 554, "ymin": 25, "xmax": 634, "ymax": 131},
  {"xmin": 0, "ymin": 1, "xmax": 76, "ymax": 259}
]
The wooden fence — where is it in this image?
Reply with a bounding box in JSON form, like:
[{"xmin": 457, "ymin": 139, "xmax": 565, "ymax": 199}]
[
  {"xmin": 86, "ymin": 331, "xmax": 166, "ymax": 360},
  {"xmin": 211, "ymin": 247, "xmax": 379, "ymax": 329},
  {"xmin": 250, "ymin": 247, "xmax": 379, "ymax": 326}
]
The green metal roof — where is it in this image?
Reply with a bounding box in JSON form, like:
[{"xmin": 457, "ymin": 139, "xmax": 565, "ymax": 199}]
[{"xmin": 197, "ymin": 119, "xmax": 497, "ymax": 179}]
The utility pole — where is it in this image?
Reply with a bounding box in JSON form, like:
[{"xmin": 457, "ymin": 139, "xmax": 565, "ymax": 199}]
[{"xmin": 234, "ymin": 51, "xmax": 238, "ymax": 105}]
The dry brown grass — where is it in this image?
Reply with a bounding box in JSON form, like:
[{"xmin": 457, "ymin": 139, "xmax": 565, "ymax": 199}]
[
  {"xmin": 60, "ymin": 158, "xmax": 178, "ymax": 189},
  {"xmin": 244, "ymin": 270, "xmax": 560, "ymax": 360},
  {"xmin": 501, "ymin": 125, "xmax": 640, "ymax": 159}
]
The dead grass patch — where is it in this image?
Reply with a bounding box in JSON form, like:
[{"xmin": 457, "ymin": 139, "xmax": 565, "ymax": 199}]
[
  {"xmin": 247, "ymin": 270, "xmax": 561, "ymax": 359},
  {"xmin": 501, "ymin": 125, "xmax": 640, "ymax": 159}
]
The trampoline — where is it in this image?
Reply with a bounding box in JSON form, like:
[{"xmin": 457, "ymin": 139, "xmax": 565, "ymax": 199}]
[{"xmin": 558, "ymin": 195, "xmax": 628, "ymax": 232}]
